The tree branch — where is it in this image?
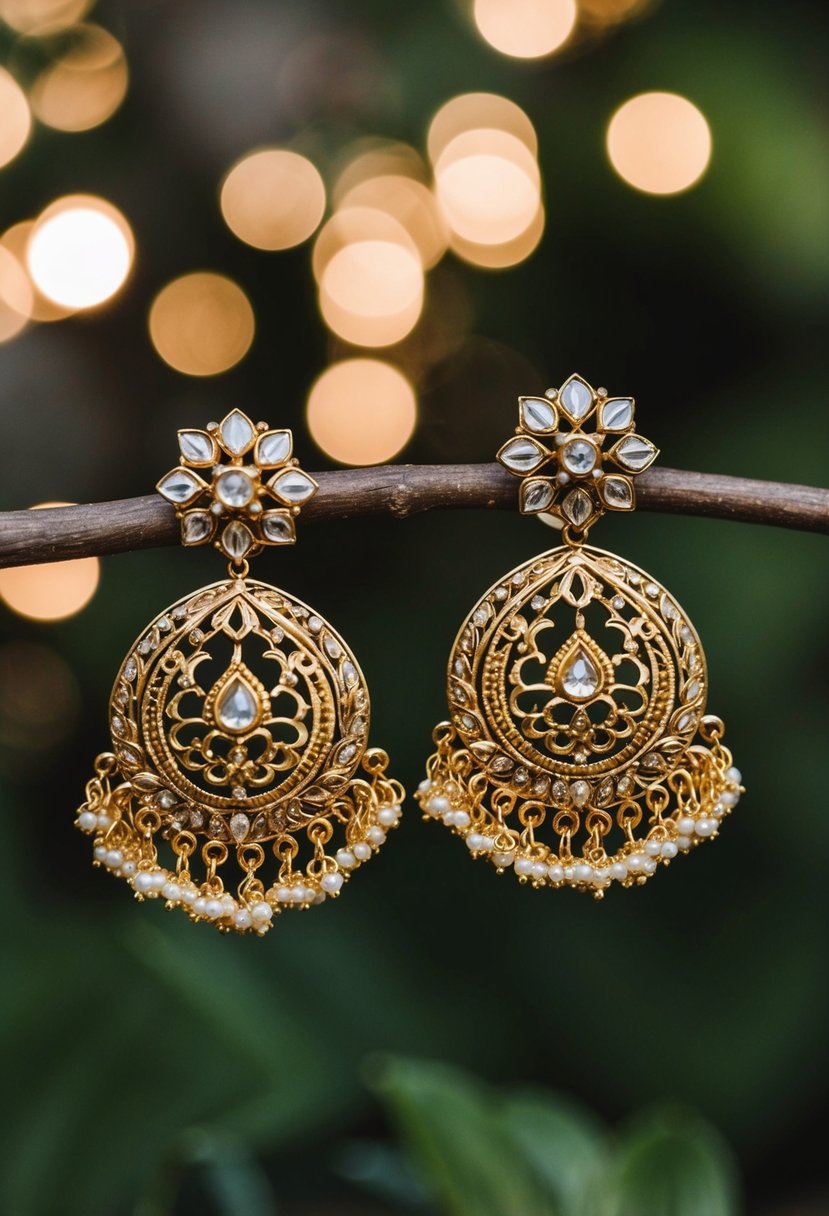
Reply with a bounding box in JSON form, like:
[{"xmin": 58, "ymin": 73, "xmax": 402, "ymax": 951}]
[{"xmin": 0, "ymin": 464, "xmax": 827, "ymax": 569}]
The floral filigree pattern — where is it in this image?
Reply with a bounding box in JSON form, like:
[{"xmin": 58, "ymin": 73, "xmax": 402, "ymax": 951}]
[
  {"xmin": 496, "ymin": 373, "xmax": 659, "ymax": 532},
  {"xmin": 156, "ymin": 408, "xmax": 319, "ymax": 562}
]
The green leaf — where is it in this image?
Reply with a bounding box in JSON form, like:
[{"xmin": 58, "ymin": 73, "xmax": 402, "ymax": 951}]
[
  {"xmin": 370, "ymin": 1057, "xmax": 557, "ymax": 1216},
  {"xmin": 501, "ymin": 1090, "xmax": 608, "ymax": 1216},
  {"xmin": 606, "ymin": 1106, "xmax": 741, "ymax": 1216}
]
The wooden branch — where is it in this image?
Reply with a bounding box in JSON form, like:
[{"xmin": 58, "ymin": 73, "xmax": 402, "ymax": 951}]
[{"xmin": 1, "ymin": 464, "xmax": 827, "ymax": 569}]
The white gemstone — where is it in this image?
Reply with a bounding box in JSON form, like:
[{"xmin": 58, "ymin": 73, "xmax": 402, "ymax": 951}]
[
  {"xmin": 599, "ymin": 397, "xmax": 634, "ymax": 431},
  {"xmin": 561, "ymin": 487, "xmax": 593, "ymax": 527},
  {"xmin": 215, "ymin": 469, "xmax": 254, "ymax": 508},
  {"xmin": 216, "ymin": 675, "xmax": 260, "ymax": 731},
  {"xmin": 221, "ymin": 521, "xmax": 253, "ymax": 559},
  {"xmin": 270, "ymin": 469, "xmax": 317, "ymax": 504},
  {"xmin": 261, "ymin": 510, "xmax": 295, "ymax": 544},
  {"xmin": 342, "ymin": 661, "xmax": 358, "ymax": 687},
  {"xmin": 182, "ymin": 510, "xmax": 214, "ymax": 543},
  {"xmin": 601, "ymin": 476, "xmax": 633, "ymax": 509},
  {"xmin": 562, "ymin": 648, "xmax": 599, "ymax": 699},
  {"xmin": 220, "ymin": 409, "xmax": 255, "ymax": 455},
  {"xmin": 559, "ymin": 375, "xmax": 594, "ymax": 421},
  {"xmin": 498, "ymin": 436, "xmax": 547, "ymax": 473},
  {"xmin": 255, "ymin": 429, "xmax": 292, "ymax": 466},
  {"xmin": 614, "ymin": 435, "xmax": 657, "ymax": 472},
  {"xmin": 178, "ymin": 430, "xmax": 215, "ymax": 464},
  {"xmin": 561, "ymin": 439, "xmax": 597, "ymax": 476},
  {"xmin": 157, "ymin": 469, "xmax": 203, "ymax": 505},
  {"xmin": 520, "ymin": 478, "xmax": 554, "ymax": 513},
  {"xmin": 324, "ymin": 636, "xmax": 341, "ymax": 660},
  {"xmin": 229, "ymin": 812, "xmax": 249, "ymax": 841},
  {"xmin": 519, "ymin": 396, "xmax": 557, "ymax": 433},
  {"xmin": 123, "ymin": 657, "xmax": 137, "ymax": 681}
]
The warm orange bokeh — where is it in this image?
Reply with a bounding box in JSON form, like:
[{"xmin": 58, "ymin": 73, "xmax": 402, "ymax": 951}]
[
  {"xmin": 473, "ymin": 0, "xmax": 577, "ymax": 59},
  {"xmin": 0, "ymin": 67, "xmax": 31, "ymax": 170},
  {"xmin": 30, "ymin": 24, "xmax": 128, "ymax": 133},
  {"xmin": 220, "ymin": 149, "xmax": 326, "ymax": 250},
  {"xmin": 306, "ymin": 359, "xmax": 417, "ymax": 465},
  {"xmin": 26, "ymin": 195, "xmax": 134, "ymax": 309},
  {"xmin": 606, "ymin": 92, "xmax": 712, "ymax": 195},
  {"xmin": 0, "ymin": 504, "xmax": 100, "ymax": 622},
  {"xmin": 148, "ymin": 272, "xmax": 255, "ymax": 376}
]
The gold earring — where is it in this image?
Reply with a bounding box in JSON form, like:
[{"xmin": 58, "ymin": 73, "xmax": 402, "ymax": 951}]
[
  {"xmin": 418, "ymin": 375, "xmax": 743, "ymax": 895},
  {"xmin": 77, "ymin": 411, "xmax": 404, "ymax": 933}
]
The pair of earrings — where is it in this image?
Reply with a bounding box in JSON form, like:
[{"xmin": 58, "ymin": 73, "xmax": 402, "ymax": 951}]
[{"xmin": 77, "ymin": 374, "xmax": 743, "ymax": 934}]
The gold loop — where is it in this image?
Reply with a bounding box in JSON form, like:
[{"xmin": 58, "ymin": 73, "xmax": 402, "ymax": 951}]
[{"xmin": 228, "ymin": 558, "xmax": 249, "ymax": 580}]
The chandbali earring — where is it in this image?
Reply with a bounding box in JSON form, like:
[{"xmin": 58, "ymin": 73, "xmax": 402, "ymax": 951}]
[
  {"xmin": 77, "ymin": 411, "xmax": 404, "ymax": 933},
  {"xmin": 418, "ymin": 375, "xmax": 743, "ymax": 895}
]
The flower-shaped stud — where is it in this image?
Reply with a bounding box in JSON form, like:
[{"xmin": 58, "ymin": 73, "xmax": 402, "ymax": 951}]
[
  {"xmin": 156, "ymin": 409, "xmax": 319, "ymax": 562},
  {"xmin": 496, "ymin": 373, "xmax": 659, "ymax": 532}
]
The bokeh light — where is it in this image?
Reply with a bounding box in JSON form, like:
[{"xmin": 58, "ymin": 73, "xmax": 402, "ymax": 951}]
[
  {"xmin": 578, "ymin": 0, "xmax": 653, "ymax": 24},
  {"xmin": 149, "ymin": 272, "xmax": 255, "ymax": 375},
  {"xmin": 473, "ymin": 0, "xmax": 577, "ymax": 59},
  {"xmin": 0, "ymin": 245, "xmax": 33, "ymax": 342},
  {"xmin": 30, "ymin": 24, "xmax": 129, "ymax": 133},
  {"xmin": 0, "ymin": 504, "xmax": 100, "ymax": 622},
  {"xmin": 333, "ymin": 141, "xmax": 427, "ymax": 203},
  {"xmin": 0, "ymin": 67, "xmax": 32, "ymax": 170},
  {"xmin": 339, "ymin": 176, "xmax": 448, "ymax": 269},
  {"xmin": 435, "ymin": 129, "xmax": 541, "ymax": 246},
  {"xmin": 314, "ymin": 208, "xmax": 424, "ymax": 347},
  {"xmin": 427, "ymin": 93, "xmax": 538, "ymax": 164},
  {"xmin": 0, "ymin": 0, "xmax": 91, "ymax": 35},
  {"xmin": 306, "ymin": 358, "xmax": 417, "ymax": 465},
  {"xmin": 26, "ymin": 195, "xmax": 134, "ymax": 308},
  {"xmin": 1, "ymin": 221, "xmax": 75, "ymax": 322},
  {"xmin": 606, "ymin": 91, "xmax": 712, "ymax": 195},
  {"xmin": 449, "ymin": 200, "xmax": 546, "ymax": 268},
  {"xmin": 220, "ymin": 149, "xmax": 326, "ymax": 250}
]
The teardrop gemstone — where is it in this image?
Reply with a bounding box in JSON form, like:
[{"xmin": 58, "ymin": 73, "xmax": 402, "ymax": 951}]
[
  {"xmin": 216, "ymin": 675, "xmax": 261, "ymax": 732},
  {"xmin": 562, "ymin": 648, "xmax": 600, "ymax": 700}
]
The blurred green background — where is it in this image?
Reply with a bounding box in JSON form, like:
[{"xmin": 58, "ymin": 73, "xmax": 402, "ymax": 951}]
[{"xmin": 1, "ymin": 0, "xmax": 828, "ymax": 1212}]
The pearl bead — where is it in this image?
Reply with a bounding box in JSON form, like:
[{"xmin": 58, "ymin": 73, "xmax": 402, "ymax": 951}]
[
  {"xmin": 418, "ymin": 779, "xmax": 431, "ymax": 792},
  {"xmin": 290, "ymin": 888, "xmax": 305, "ymax": 903},
  {"xmin": 547, "ymin": 864, "xmax": 564, "ymax": 882},
  {"xmin": 695, "ymin": 818, "xmax": 716, "ymax": 837},
  {"xmin": 134, "ymin": 872, "xmax": 155, "ymax": 893},
  {"xmin": 427, "ymin": 796, "xmax": 449, "ymax": 816},
  {"xmin": 321, "ymin": 872, "xmax": 344, "ymax": 893},
  {"xmin": 643, "ymin": 859, "xmax": 657, "ymax": 875},
  {"xmin": 467, "ymin": 833, "xmax": 485, "ymax": 851},
  {"xmin": 94, "ymin": 845, "xmax": 107, "ymax": 862},
  {"xmin": 644, "ymin": 840, "xmax": 662, "ymax": 856},
  {"xmin": 677, "ymin": 816, "xmax": 696, "ymax": 835},
  {"xmin": 275, "ymin": 886, "xmax": 292, "ymax": 902},
  {"xmin": 336, "ymin": 849, "xmax": 356, "ymax": 869},
  {"xmin": 493, "ymin": 851, "xmax": 515, "ymax": 868},
  {"xmin": 514, "ymin": 857, "xmax": 533, "ymax": 876},
  {"xmin": 676, "ymin": 835, "xmax": 692, "ymax": 849},
  {"xmin": 661, "ymin": 841, "xmax": 678, "ymax": 859},
  {"xmin": 627, "ymin": 854, "xmax": 646, "ymax": 872},
  {"xmin": 719, "ymin": 790, "xmax": 738, "ymax": 807},
  {"xmin": 564, "ymin": 866, "xmax": 574, "ymax": 880},
  {"xmin": 234, "ymin": 909, "xmax": 252, "ymax": 930},
  {"xmin": 122, "ymin": 860, "xmax": 136, "ymax": 877},
  {"xmin": 531, "ymin": 862, "xmax": 547, "ymax": 881},
  {"xmin": 105, "ymin": 849, "xmax": 123, "ymax": 869},
  {"xmin": 220, "ymin": 895, "xmax": 235, "ymax": 916},
  {"xmin": 610, "ymin": 862, "xmax": 627, "ymax": 880},
  {"xmin": 378, "ymin": 805, "xmax": 401, "ymax": 827},
  {"xmin": 205, "ymin": 899, "xmax": 223, "ymax": 919},
  {"xmin": 251, "ymin": 902, "xmax": 273, "ymax": 922},
  {"xmin": 726, "ymin": 767, "xmax": 742, "ymax": 785},
  {"xmin": 179, "ymin": 886, "xmax": 196, "ymax": 905},
  {"xmin": 367, "ymin": 826, "xmax": 386, "ymax": 846},
  {"xmin": 162, "ymin": 882, "xmax": 181, "ymax": 901},
  {"xmin": 78, "ymin": 811, "xmax": 97, "ymax": 832},
  {"xmin": 573, "ymin": 863, "xmax": 593, "ymax": 883},
  {"xmin": 150, "ymin": 872, "xmax": 166, "ymax": 890},
  {"xmin": 353, "ymin": 841, "xmax": 371, "ymax": 861},
  {"xmin": 193, "ymin": 896, "xmax": 208, "ymax": 915},
  {"xmin": 452, "ymin": 810, "xmax": 471, "ymax": 829},
  {"xmin": 96, "ymin": 815, "xmax": 112, "ymax": 830}
]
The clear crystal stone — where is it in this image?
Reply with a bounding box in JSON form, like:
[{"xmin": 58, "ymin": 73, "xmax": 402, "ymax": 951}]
[
  {"xmin": 255, "ymin": 430, "xmax": 292, "ymax": 466},
  {"xmin": 308, "ymin": 616, "xmax": 322, "ymax": 633},
  {"xmin": 178, "ymin": 430, "xmax": 215, "ymax": 464},
  {"xmin": 559, "ymin": 375, "xmax": 593, "ymax": 421},
  {"xmin": 229, "ymin": 812, "xmax": 249, "ymax": 841},
  {"xmin": 570, "ymin": 779, "xmax": 591, "ymax": 806},
  {"xmin": 221, "ymin": 521, "xmax": 253, "ymax": 559},
  {"xmin": 261, "ymin": 510, "xmax": 295, "ymax": 544},
  {"xmin": 215, "ymin": 469, "xmax": 254, "ymax": 508},
  {"xmin": 661, "ymin": 594, "xmax": 678, "ymax": 621},
  {"xmin": 123, "ymin": 657, "xmax": 137, "ymax": 681},
  {"xmin": 157, "ymin": 469, "xmax": 202, "ymax": 504},
  {"xmin": 646, "ymin": 583, "xmax": 659, "ymax": 597},
  {"xmin": 111, "ymin": 714, "xmax": 124, "ymax": 733},
  {"xmin": 680, "ymin": 625, "xmax": 693, "ymax": 645},
  {"xmin": 599, "ymin": 397, "xmax": 634, "ymax": 431},
  {"xmin": 338, "ymin": 742, "xmax": 357, "ymax": 764},
  {"xmin": 612, "ymin": 596, "xmax": 625, "ymax": 610},
  {"xmin": 324, "ymin": 636, "xmax": 341, "ymax": 660},
  {"xmin": 498, "ymin": 437, "xmax": 547, "ymax": 473},
  {"xmin": 220, "ymin": 409, "xmax": 255, "ymax": 455},
  {"xmin": 601, "ymin": 476, "xmax": 633, "ymax": 509},
  {"xmin": 521, "ymin": 478, "xmax": 554, "ymax": 513},
  {"xmin": 561, "ymin": 439, "xmax": 597, "ymax": 476},
  {"xmin": 677, "ymin": 711, "xmax": 697, "ymax": 732},
  {"xmin": 156, "ymin": 790, "xmax": 176, "ymax": 809},
  {"xmin": 614, "ymin": 435, "xmax": 657, "ymax": 472},
  {"xmin": 472, "ymin": 606, "xmax": 489, "ymax": 625},
  {"xmin": 562, "ymin": 648, "xmax": 599, "ymax": 699},
  {"xmin": 342, "ymin": 661, "xmax": 358, "ymax": 687},
  {"xmin": 216, "ymin": 675, "xmax": 260, "ymax": 731},
  {"xmin": 561, "ymin": 487, "xmax": 593, "ymax": 527},
  {"xmin": 531, "ymin": 595, "xmax": 546, "ymax": 610},
  {"xmin": 270, "ymin": 469, "xmax": 317, "ymax": 504},
  {"xmin": 209, "ymin": 815, "xmax": 225, "ymax": 839},
  {"xmin": 182, "ymin": 510, "xmax": 214, "ymax": 543},
  {"xmin": 232, "ymin": 786, "xmax": 248, "ymax": 800},
  {"xmin": 684, "ymin": 680, "xmax": 701, "ymax": 701},
  {"xmin": 519, "ymin": 396, "xmax": 556, "ymax": 433}
]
